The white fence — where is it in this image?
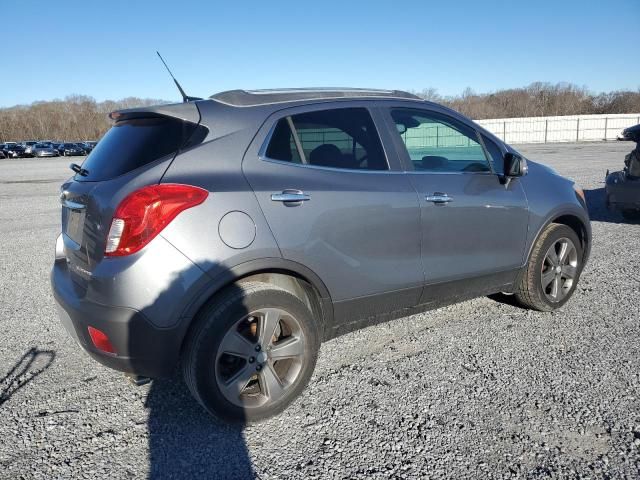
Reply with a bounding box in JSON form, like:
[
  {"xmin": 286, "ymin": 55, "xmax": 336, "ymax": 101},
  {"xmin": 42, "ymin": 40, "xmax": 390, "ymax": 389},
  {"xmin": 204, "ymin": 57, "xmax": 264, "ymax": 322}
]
[{"xmin": 475, "ymin": 113, "xmax": 640, "ymax": 144}]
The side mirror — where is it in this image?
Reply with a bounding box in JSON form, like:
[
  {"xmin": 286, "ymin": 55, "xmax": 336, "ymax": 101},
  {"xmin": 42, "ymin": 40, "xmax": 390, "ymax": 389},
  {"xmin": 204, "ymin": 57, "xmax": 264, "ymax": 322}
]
[{"xmin": 503, "ymin": 152, "xmax": 528, "ymax": 177}]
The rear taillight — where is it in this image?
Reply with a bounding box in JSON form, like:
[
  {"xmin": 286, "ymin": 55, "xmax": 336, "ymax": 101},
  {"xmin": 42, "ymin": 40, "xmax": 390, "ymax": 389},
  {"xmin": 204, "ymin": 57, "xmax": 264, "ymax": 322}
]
[{"xmin": 105, "ymin": 184, "xmax": 208, "ymax": 257}]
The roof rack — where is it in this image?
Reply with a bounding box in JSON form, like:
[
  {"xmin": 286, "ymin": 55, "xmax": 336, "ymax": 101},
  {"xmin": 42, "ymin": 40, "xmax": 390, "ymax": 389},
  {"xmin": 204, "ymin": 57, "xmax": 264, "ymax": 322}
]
[{"xmin": 210, "ymin": 88, "xmax": 421, "ymax": 107}]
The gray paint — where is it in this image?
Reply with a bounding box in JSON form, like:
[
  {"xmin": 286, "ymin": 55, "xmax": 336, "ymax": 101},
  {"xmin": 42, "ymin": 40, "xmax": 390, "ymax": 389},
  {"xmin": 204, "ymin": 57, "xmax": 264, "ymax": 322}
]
[
  {"xmin": 218, "ymin": 211, "xmax": 256, "ymax": 249},
  {"xmin": 51, "ymin": 94, "xmax": 592, "ymax": 378}
]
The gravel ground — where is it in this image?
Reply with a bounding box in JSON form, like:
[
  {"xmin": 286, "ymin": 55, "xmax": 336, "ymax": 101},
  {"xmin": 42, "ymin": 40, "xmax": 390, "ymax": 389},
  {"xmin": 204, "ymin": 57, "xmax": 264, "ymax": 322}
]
[{"xmin": 0, "ymin": 142, "xmax": 638, "ymax": 479}]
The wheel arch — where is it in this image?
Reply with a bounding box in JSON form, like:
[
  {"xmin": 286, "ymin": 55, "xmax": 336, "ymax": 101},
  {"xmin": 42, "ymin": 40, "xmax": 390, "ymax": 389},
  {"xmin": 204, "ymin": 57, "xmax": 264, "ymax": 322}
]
[
  {"xmin": 177, "ymin": 258, "xmax": 334, "ymax": 354},
  {"xmin": 526, "ymin": 210, "xmax": 591, "ymax": 266}
]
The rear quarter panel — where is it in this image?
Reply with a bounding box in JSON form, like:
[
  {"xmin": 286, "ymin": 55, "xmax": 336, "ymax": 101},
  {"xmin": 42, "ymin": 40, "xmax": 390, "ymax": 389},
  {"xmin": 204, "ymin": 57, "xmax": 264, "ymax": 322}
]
[{"xmin": 159, "ymin": 101, "xmax": 282, "ymax": 285}]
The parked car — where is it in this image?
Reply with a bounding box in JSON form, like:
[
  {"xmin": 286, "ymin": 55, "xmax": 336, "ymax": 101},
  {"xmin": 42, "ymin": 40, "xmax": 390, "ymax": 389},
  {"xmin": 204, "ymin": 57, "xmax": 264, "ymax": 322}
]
[
  {"xmin": 22, "ymin": 141, "xmax": 38, "ymax": 155},
  {"xmin": 1, "ymin": 142, "xmax": 17, "ymax": 157},
  {"xmin": 4, "ymin": 144, "xmax": 28, "ymax": 158},
  {"xmin": 606, "ymin": 123, "xmax": 640, "ymax": 220},
  {"xmin": 78, "ymin": 141, "xmax": 97, "ymax": 154},
  {"xmin": 52, "ymin": 88, "xmax": 591, "ymax": 422},
  {"xmin": 57, "ymin": 142, "xmax": 85, "ymax": 156},
  {"xmin": 0, "ymin": 148, "xmax": 6, "ymax": 159},
  {"xmin": 32, "ymin": 143, "xmax": 60, "ymax": 158},
  {"xmin": 73, "ymin": 142, "xmax": 94, "ymax": 155}
]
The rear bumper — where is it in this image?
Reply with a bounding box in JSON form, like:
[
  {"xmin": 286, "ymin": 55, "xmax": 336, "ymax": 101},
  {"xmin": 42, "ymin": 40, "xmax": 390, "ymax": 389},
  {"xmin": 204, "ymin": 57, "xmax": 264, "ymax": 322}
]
[
  {"xmin": 50, "ymin": 233, "xmax": 208, "ymax": 378},
  {"xmin": 51, "ymin": 264, "xmax": 182, "ymax": 378}
]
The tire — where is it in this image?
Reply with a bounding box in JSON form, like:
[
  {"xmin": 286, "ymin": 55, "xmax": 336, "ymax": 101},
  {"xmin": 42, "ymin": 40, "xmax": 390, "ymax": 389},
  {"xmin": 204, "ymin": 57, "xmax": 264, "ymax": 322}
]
[
  {"xmin": 514, "ymin": 223, "xmax": 583, "ymax": 312},
  {"xmin": 182, "ymin": 281, "xmax": 320, "ymax": 423}
]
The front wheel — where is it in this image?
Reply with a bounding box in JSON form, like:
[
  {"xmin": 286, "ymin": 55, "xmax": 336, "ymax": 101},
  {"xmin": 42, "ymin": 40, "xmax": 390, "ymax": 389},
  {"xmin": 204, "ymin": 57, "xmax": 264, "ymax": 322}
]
[
  {"xmin": 182, "ymin": 281, "xmax": 320, "ymax": 422},
  {"xmin": 514, "ymin": 223, "xmax": 583, "ymax": 311}
]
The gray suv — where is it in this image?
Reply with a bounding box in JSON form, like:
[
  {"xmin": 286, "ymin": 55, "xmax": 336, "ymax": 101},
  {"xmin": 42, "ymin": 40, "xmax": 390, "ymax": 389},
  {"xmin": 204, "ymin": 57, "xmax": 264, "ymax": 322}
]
[{"xmin": 52, "ymin": 88, "xmax": 591, "ymax": 421}]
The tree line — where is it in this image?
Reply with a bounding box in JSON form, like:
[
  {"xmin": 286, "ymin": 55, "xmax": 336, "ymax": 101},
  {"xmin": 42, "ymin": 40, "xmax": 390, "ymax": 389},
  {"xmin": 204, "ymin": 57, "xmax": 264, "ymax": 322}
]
[
  {"xmin": 0, "ymin": 95, "xmax": 168, "ymax": 142},
  {"xmin": 413, "ymin": 82, "xmax": 640, "ymax": 120},
  {"xmin": 1, "ymin": 83, "xmax": 639, "ymax": 142}
]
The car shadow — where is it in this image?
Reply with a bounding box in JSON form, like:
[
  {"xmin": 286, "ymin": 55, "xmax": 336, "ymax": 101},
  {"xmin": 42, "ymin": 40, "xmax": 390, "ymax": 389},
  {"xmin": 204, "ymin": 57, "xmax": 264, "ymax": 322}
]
[
  {"xmin": 131, "ymin": 264, "xmax": 255, "ymax": 479},
  {"xmin": 0, "ymin": 347, "xmax": 56, "ymax": 407},
  {"xmin": 584, "ymin": 186, "xmax": 639, "ymax": 224},
  {"xmin": 146, "ymin": 377, "xmax": 254, "ymax": 479}
]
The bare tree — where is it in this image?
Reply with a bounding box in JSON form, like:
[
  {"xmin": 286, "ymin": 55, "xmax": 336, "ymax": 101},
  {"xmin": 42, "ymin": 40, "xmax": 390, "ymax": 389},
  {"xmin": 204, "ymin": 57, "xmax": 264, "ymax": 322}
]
[
  {"xmin": 414, "ymin": 83, "xmax": 640, "ymax": 120},
  {"xmin": 0, "ymin": 95, "xmax": 169, "ymax": 142},
  {"xmin": 2, "ymin": 84, "xmax": 640, "ymax": 142}
]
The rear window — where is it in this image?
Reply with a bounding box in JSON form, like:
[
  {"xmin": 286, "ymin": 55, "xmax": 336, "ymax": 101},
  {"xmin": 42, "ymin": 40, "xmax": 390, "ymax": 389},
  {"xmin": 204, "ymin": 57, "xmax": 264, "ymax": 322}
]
[
  {"xmin": 264, "ymin": 108, "xmax": 388, "ymax": 171},
  {"xmin": 77, "ymin": 117, "xmax": 196, "ymax": 182}
]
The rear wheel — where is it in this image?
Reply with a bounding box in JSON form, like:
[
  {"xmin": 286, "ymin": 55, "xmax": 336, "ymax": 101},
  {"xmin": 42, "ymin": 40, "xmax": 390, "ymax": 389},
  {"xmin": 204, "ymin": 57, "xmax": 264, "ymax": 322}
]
[
  {"xmin": 514, "ymin": 223, "xmax": 583, "ymax": 311},
  {"xmin": 182, "ymin": 281, "xmax": 320, "ymax": 422}
]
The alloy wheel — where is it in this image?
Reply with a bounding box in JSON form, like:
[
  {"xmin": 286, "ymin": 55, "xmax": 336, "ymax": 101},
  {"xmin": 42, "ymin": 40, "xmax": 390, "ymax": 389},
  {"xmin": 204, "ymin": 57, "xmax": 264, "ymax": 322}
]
[
  {"xmin": 541, "ymin": 237, "xmax": 579, "ymax": 302},
  {"xmin": 215, "ymin": 308, "xmax": 305, "ymax": 409}
]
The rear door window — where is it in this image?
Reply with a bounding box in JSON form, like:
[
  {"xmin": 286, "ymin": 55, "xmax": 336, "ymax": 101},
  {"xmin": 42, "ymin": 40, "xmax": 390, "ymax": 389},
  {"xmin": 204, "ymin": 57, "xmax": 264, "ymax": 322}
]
[
  {"xmin": 76, "ymin": 117, "xmax": 196, "ymax": 182},
  {"xmin": 264, "ymin": 108, "xmax": 388, "ymax": 171}
]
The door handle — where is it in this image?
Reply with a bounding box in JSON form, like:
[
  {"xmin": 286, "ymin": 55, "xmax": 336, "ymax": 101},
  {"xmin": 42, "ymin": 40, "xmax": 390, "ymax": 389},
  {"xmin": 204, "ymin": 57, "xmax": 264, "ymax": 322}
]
[
  {"xmin": 425, "ymin": 192, "xmax": 452, "ymax": 204},
  {"xmin": 271, "ymin": 189, "xmax": 311, "ymax": 203}
]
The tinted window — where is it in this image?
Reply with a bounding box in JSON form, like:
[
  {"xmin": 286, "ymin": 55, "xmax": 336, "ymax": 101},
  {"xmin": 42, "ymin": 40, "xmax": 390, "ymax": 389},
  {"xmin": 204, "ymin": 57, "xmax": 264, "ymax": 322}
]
[
  {"xmin": 265, "ymin": 118, "xmax": 302, "ymax": 163},
  {"xmin": 391, "ymin": 109, "xmax": 491, "ymax": 173},
  {"xmin": 265, "ymin": 108, "xmax": 387, "ymax": 171},
  {"xmin": 77, "ymin": 117, "xmax": 196, "ymax": 182}
]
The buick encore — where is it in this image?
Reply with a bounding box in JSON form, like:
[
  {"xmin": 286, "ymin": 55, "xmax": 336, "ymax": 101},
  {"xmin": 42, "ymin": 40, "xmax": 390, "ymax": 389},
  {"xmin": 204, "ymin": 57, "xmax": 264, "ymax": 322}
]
[{"xmin": 52, "ymin": 88, "xmax": 591, "ymax": 421}]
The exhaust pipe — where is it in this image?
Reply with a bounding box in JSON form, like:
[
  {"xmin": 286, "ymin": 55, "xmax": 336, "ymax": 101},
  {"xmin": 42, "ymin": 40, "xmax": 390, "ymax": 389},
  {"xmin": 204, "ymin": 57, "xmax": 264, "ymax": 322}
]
[{"xmin": 125, "ymin": 374, "xmax": 152, "ymax": 386}]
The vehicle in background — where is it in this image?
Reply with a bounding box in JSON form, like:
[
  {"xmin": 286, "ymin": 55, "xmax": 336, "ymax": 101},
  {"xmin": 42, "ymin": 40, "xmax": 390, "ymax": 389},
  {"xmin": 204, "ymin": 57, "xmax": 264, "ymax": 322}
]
[
  {"xmin": 0, "ymin": 147, "xmax": 6, "ymax": 159},
  {"xmin": 2, "ymin": 142, "xmax": 17, "ymax": 156},
  {"xmin": 32, "ymin": 143, "xmax": 60, "ymax": 157},
  {"xmin": 3, "ymin": 144, "xmax": 28, "ymax": 158},
  {"xmin": 22, "ymin": 141, "xmax": 38, "ymax": 155},
  {"xmin": 73, "ymin": 142, "xmax": 91, "ymax": 155},
  {"xmin": 80, "ymin": 141, "xmax": 97, "ymax": 153},
  {"xmin": 57, "ymin": 143, "xmax": 85, "ymax": 156},
  {"xmin": 606, "ymin": 123, "xmax": 640, "ymax": 221},
  {"xmin": 52, "ymin": 88, "xmax": 592, "ymax": 422}
]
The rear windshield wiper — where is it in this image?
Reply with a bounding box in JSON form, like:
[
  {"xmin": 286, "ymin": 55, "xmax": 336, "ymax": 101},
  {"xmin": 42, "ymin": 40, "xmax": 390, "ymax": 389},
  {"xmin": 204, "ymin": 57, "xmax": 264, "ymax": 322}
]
[{"xmin": 70, "ymin": 163, "xmax": 89, "ymax": 177}]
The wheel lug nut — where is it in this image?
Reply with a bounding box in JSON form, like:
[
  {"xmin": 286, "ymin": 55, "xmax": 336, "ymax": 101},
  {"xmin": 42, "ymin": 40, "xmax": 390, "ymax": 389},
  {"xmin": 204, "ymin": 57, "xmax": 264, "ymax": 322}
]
[
  {"xmin": 255, "ymin": 345, "xmax": 261, "ymax": 352},
  {"xmin": 256, "ymin": 365, "xmax": 262, "ymax": 371},
  {"xmin": 248, "ymin": 357, "xmax": 255, "ymax": 364}
]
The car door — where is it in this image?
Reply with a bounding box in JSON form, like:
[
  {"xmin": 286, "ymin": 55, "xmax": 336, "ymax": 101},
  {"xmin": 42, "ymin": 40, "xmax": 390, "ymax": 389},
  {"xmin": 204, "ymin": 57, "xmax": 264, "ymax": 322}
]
[
  {"xmin": 383, "ymin": 106, "xmax": 529, "ymax": 304},
  {"xmin": 242, "ymin": 103, "xmax": 424, "ymax": 327}
]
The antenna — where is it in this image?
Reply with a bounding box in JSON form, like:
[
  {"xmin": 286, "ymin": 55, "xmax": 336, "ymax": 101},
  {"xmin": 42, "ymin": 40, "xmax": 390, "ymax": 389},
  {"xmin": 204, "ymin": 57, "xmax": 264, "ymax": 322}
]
[{"xmin": 156, "ymin": 51, "xmax": 201, "ymax": 103}]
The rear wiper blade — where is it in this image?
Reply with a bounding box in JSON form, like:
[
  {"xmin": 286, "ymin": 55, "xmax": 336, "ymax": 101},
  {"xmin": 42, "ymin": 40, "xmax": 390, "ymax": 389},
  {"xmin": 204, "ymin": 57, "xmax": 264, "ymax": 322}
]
[{"xmin": 70, "ymin": 163, "xmax": 89, "ymax": 177}]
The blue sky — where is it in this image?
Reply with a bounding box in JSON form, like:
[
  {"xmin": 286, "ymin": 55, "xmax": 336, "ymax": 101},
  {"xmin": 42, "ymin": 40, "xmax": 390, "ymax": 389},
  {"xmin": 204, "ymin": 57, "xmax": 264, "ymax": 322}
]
[{"xmin": 2, "ymin": 0, "xmax": 639, "ymax": 107}]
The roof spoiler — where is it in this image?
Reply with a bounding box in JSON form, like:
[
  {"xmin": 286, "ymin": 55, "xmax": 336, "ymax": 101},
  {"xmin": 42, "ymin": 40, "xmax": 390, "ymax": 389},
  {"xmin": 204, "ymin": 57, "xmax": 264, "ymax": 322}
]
[{"xmin": 109, "ymin": 101, "xmax": 201, "ymax": 124}]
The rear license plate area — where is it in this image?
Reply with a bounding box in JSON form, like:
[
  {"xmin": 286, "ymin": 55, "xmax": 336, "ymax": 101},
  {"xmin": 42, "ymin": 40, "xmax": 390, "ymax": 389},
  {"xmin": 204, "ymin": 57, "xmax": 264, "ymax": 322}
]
[{"xmin": 64, "ymin": 207, "xmax": 85, "ymax": 245}]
